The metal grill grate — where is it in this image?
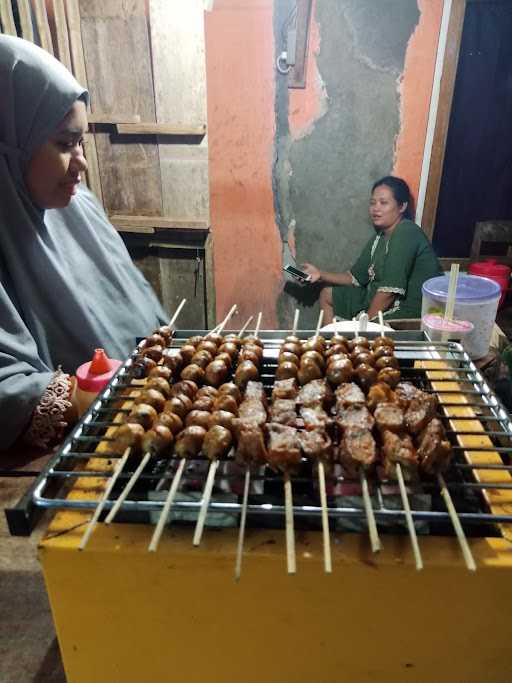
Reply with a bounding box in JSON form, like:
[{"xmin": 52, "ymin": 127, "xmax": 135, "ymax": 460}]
[{"xmin": 6, "ymin": 331, "xmax": 512, "ymax": 548}]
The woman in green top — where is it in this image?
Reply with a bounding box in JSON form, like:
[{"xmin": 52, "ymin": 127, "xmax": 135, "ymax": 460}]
[{"xmin": 303, "ymin": 176, "xmax": 443, "ymax": 321}]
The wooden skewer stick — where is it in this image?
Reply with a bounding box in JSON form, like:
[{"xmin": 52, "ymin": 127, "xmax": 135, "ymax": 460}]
[
  {"xmin": 238, "ymin": 315, "xmax": 254, "ymax": 337},
  {"xmin": 148, "ymin": 457, "xmax": 187, "ymax": 552},
  {"xmin": 378, "ymin": 310, "xmax": 385, "ymax": 337},
  {"xmin": 284, "ymin": 472, "xmax": 297, "ymax": 574},
  {"xmin": 234, "ymin": 468, "xmax": 251, "ymax": 581},
  {"xmin": 396, "ymin": 463, "xmax": 423, "ymax": 571},
  {"xmin": 292, "ymin": 308, "xmax": 300, "ymax": 336},
  {"xmin": 254, "ymin": 311, "xmax": 262, "ymax": 337},
  {"xmin": 314, "ymin": 309, "xmax": 324, "ymax": 339},
  {"xmin": 360, "ymin": 469, "xmax": 381, "ymax": 553},
  {"xmin": 318, "ymin": 461, "xmax": 332, "ymax": 573},
  {"xmin": 217, "ymin": 304, "xmax": 238, "ymax": 333},
  {"xmin": 193, "ymin": 459, "xmax": 220, "ymax": 546},
  {"xmin": 168, "ymin": 297, "xmax": 187, "ymax": 328},
  {"xmin": 104, "ymin": 452, "xmax": 151, "ymax": 524},
  {"xmin": 78, "ymin": 447, "xmax": 131, "ymax": 550},
  {"xmin": 438, "ymin": 473, "xmax": 476, "ymax": 571}
]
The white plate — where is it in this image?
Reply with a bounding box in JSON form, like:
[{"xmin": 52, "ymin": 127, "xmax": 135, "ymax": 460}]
[{"xmin": 321, "ymin": 321, "xmax": 393, "ymax": 333}]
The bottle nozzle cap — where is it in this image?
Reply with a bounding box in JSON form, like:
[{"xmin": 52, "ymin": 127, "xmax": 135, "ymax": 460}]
[{"xmin": 90, "ymin": 348, "xmax": 112, "ymax": 375}]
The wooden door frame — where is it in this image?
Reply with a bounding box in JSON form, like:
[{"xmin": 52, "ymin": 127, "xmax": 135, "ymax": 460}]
[
  {"xmin": 421, "ymin": 0, "xmax": 466, "ymax": 242},
  {"xmin": 422, "ymin": 0, "xmax": 504, "ymax": 244}
]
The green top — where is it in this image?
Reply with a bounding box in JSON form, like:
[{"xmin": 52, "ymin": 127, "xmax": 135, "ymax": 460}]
[{"xmin": 350, "ymin": 219, "xmax": 443, "ymax": 319}]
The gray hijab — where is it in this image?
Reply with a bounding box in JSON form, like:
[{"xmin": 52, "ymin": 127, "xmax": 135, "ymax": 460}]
[{"xmin": 0, "ymin": 36, "xmax": 168, "ymax": 448}]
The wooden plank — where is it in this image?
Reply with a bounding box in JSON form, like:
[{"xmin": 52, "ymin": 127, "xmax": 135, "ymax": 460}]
[
  {"xmin": 123, "ymin": 240, "xmax": 206, "ymax": 328},
  {"xmin": 149, "ymin": 0, "xmax": 209, "ymax": 222},
  {"xmin": 82, "ymin": 132, "xmax": 103, "ymax": 203},
  {"xmin": 80, "ymin": 0, "xmax": 163, "ymax": 216},
  {"xmin": 65, "ymin": 0, "xmax": 87, "ymax": 86},
  {"xmin": 110, "ymin": 215, "xmax": 209, "ymax": 230},
  {"xmin": 53, "ymin": 0, "xmax": 72, "ymax": 71},
  {"xmin": 439, "ymin": 257, "xmax": 472, "ymax": 270},
  {"xmin": 288, "ymin": 0, "xmax": 313, "ymax": 89},
  {"xmin": 88, "ymin": 114, "xmax": 141, "ymax": 124},
  {"xmin": 149, "ymin": 0, "xmax": 207, "ymax": 128},
  {"xmin": 204, "ymin": 232, "xmax": 216, "ymax": 329},
  {"xmin": 151, "ymin": 143, "xmax": 209, "ymax": 221},
  {"xmin": 17, "ymin": 0, "xmax": 34, "ymax": 42},
  {"xmin": 65, "ymin": 0, "xmax": 104, "ymax": 203},
  {"xmin": 116, "ymin": 123, "xmax": 207, "ymax": 136},
  {"xmin": 114, "ymin": 225, "xmax": 155, "ymax": 235},
  {"xmin": 158, "ymin": 249, "xmax": 206, "ymax": 329},
  {"xmin": 0, "ymin": 0, "xmax": 17, "ymax": 35},
  {"xmin": 32, "ymin": 0, "xmax": 53, "ymax": 54},
  {"xmin": 422, "ymin": 0, "xmax": 466, "ymax": 241},
  {"xmin": 470, "ymin": 221, "xmax": 512, "ymax": 260}
]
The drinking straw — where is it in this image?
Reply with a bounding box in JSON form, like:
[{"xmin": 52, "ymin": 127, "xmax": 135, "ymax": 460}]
[{"xmin": 442, "ymin": 263, "xmax": 459, "ymax": 343}]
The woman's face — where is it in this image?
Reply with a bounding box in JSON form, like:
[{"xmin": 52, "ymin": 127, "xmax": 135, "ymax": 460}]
[
  {"xmin": 369, "ymin": 184, "xmax": 407, "ymax": 231},
  {"xmin": 24, "ymin": 100, "xmax": 88, "ymax": 209}
]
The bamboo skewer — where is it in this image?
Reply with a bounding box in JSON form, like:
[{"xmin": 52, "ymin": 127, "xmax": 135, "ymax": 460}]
[
  {"xmin": 314, "ymin": 309, "xmax": 324, "ymax": 338},
  {"xmin": 438, "ymin": 473, "xmax": 476, "ymax": 571},
  {"xmin": 396, "ymin": 463, "xmax": 423, "ymax": 570},
  {"xmin": 254, "ymin": 311, "xmax": 262, "ymax": 337},
  {"xmin": 292, "ymin": 308, "xmax": 300, "ymax": 336},
  {"xmin": 312, "ymin": 307, "xmax": 332, "ymax": 571},
  {"xmin": 104, "ymin": 452, "xmax": 151, "ymax": 524},
  {"xmin": 218, "ymin": 304, "xmax": 238, "ymax": 333},
  {"xmin": 78, "ymin": 447, "xmax": 131, "ymax": 550},
  {"xmin": 109, "ymin": 299, "xmax": 187, "ymax": 504},
  {"xmin": 238, "ymin": 315, "xmax": 254, "ymax": 337},
  {"xmin": 233, "ymin": 313, "xmax": 264, "ymax": 576},
  {"xmin": 193, "ymin": 458, "xmax": 220, "ymax": 546},
  {"xmin": 283, "ymin": 472, "xmax": 296, "ymax": 574},
  {"xmin": 318, "ymin": 461, "xmax": 332, "ymax": 573},
  {"xmin": 360, "ymin": 469, "xmax": 381, "ymax": 553},
  {"xmin": 234, "ymin": 468, "xmax": 251, "ymax": 580},
  {"xmin": 378, "ymin": 310, "xmax": 385, "ymax": 336},
  {"xmin": 169, "ymin": 297, "xmax": 187, "ymax": 327},
  {"xmin": 148, "ymin": 458, "xmax": 187, "ymax": 552}
]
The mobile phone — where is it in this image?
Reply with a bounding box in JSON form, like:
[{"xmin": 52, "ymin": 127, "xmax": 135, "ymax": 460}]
[{"xmin": 283, "ymin": 264, "xmax": 311, "ymax": 283}]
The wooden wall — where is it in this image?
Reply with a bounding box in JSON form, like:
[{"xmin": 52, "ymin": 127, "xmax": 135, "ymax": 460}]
[{"xmin": 0, "ymin": 0, "xmax": 214, "ymax": 328}]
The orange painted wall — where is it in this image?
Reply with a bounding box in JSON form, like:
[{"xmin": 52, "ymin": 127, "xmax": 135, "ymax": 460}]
[
  {"xmin": 205, "ymin": 0, "xmax": 282, "ymax": 329},
  {"xmin": 393, "ymin": 0, "xmax": 444, "ymax": 207},
  {"xmin": 205, "ymin": 1, "xmax": 445, "ymax": 327}
]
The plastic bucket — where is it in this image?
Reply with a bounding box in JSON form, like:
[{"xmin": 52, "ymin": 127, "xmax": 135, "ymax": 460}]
[
  {"xmin": 421, "ymin": 274, "xmax": 500, "ymax": 359},
  {"xmin": 468, "ymin": 259, "xmax": 511, "ymax": 309}
]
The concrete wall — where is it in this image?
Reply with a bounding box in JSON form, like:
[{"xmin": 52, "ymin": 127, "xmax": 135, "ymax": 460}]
[{"xmin": 205, "ymin": 0, "xmax": 443, "ymax": 329}]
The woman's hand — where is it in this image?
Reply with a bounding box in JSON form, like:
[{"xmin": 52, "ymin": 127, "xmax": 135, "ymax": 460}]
[{"xmin": 303, "ymin": 263, "xmax": 322, "ymax": 283}]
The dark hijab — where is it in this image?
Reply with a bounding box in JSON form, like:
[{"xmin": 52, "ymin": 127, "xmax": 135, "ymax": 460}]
[{"xmin": 0, "ymin": 36, "xmax": 167, "ymax": 448}]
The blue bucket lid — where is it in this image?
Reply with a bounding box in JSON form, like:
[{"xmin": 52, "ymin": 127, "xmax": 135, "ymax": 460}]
[{"xmin": 422, "ymin": 273, "xmax": 500, "ymax": 302}]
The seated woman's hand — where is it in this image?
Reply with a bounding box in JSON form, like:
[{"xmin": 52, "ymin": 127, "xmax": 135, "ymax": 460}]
[{"xmin": 302, "ymin": 263, "xmax": 321, "ymax": 283}]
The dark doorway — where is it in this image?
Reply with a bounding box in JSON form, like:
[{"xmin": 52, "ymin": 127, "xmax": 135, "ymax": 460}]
[{"xmin": 433, "ymin": 1, "xmax": 512, "ymax": 257}]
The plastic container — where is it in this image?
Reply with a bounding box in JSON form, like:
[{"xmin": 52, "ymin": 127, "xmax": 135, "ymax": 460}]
[
  {"xmin": 421, "ymin": 314, "xmax": 474, "ymax": 343},
  {"xmin": 421, "ymin": 274, "xmax": 500, "ymax": 359},
  {"xmin": 75, "ymin": 348, "xmax": 122, "ymax": 416},
  {"xmin": 468, "ymin": 259, "xmax": 511, "ymax": 309}
]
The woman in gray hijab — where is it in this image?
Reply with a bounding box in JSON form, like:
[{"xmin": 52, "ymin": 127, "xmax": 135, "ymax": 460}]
[{"xmin": 0, "ymin": 35, "xmax": 168, "ymax": 450}]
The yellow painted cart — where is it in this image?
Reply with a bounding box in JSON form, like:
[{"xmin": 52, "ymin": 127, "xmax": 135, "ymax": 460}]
[{"xmin": 8, "ymin": 333, "xmax": 512, "ymax": 682}]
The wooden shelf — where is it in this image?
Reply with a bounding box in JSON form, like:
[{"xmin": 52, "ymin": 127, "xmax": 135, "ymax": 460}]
[
  {"xmin": 88, "ymin": 114, "xmax": 141, "ymax": 124},
  {"xmin": 116, "ymin": 123, "xmax": 206, "ymax": 136},
  {"xmin": 110, "ymin": 215, "xmax": 210, "ymax": 234}
]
